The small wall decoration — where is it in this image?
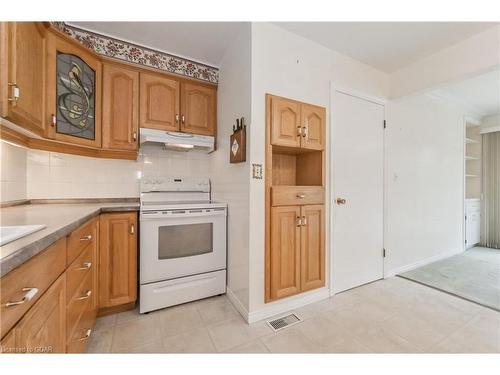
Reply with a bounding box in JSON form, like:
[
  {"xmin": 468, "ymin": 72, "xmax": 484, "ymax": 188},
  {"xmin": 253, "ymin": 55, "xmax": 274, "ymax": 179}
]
[
  {"xmin": 230, "ymin": 117, "xmax": 247, "ymax": 163},
  {"xmin": 56, "ymin": 52, "xmax": 96, "ymax": 140}
]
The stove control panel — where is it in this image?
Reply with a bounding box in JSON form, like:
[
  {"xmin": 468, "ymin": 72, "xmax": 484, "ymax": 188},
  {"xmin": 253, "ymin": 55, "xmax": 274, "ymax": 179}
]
[{"xmin": 140, "ymin": 176, "xmax": 210, "ymax": 193}]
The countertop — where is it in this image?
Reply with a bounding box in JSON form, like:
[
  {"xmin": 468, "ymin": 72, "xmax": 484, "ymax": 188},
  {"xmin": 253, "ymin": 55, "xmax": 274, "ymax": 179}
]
[{"xmin": 0, "ymin": 201, "xmax": 139, "ymax": 277}]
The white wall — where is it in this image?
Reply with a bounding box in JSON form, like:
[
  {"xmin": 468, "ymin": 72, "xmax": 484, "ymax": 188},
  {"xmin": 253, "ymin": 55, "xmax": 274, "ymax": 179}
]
[
  {"xmin": 0, "ymin": 141, "xmax": 27, "ymax": 202},
  {"xmin": 210, "ymin": 24, "xmax": 251, "ymax": 311},
  {"xmin": 25, "ymin": 144, "xmax": 210, "ymax": 199},
  {"xmin": 390, "ymin": 25, "xmax": 500, "ymax": 98},
  {"xmin": 248, "ymin": 22, "xmax": 390, "ymax": 317},
  {"xmin": 385, "ymin": 94, "xmax": 466, "ymax": 275}
]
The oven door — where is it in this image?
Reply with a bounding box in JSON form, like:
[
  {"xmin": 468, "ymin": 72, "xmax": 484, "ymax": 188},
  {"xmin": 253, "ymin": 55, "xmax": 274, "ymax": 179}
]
[{"xmin": 140, "ymin": 208, "xmax": 226, "ymax": 284}]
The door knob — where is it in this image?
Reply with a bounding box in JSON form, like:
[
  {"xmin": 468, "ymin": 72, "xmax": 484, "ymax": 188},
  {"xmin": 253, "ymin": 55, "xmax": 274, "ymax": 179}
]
[{"xmin": 336, "ymin": 198, "xmax": 346, "ymax": 205}]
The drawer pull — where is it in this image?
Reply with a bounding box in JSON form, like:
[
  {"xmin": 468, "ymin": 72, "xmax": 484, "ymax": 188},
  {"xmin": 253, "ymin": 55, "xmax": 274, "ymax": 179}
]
[
  {"xmin": 79, "ymin": 234, "xmax": 92, "ymax": 241},
  {"xmin": 76, "ymin": 262, "xmax": 92, "ymax": 271},
  {"xmin": 76, "ymin": 290, "xmax": 92, "ymax": 300},
  {"xmin": 296, "ymin": 194, "xmax": 305, "ymax": 199},
  {"xmin": 76, "ymin": 329, "xmax": 92, "ymax": 342},
  {"xmin": 5, "ymin": 287, "xmax": 39, "ymax": 307}
]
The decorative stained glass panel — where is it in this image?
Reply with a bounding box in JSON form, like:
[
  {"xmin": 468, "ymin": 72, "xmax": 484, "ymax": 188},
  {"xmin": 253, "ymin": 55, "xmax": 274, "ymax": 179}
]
[{"xmin": 56, "ymin": 52, "xmax": 95, "ymax": 140}]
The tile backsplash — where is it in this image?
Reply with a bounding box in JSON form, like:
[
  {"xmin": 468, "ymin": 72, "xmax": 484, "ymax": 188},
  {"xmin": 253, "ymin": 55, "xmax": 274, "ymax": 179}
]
[
  {"xmin": 0, "ymin": 141, "xmax": 27, "ymax": 202},
  {"xmin": 26, "ymin": 144, "xmax": 211, "ymax": 199}
]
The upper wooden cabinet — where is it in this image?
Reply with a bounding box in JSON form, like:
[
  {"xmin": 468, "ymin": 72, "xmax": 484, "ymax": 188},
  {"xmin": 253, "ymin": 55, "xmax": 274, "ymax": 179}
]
[
  {"xmin": 99, "ymin": 212, "xmax": 137, "ymax": 309},
  {"xmin": 46, "ymin": 32, "xmax": 102, "ymax": 148},
  {"xmin": 139, "ymin": 72, "xmax": 180, "ymax": 131},
  {"xmin": 0, "ymin": 22, "xmax": 47, "ymax": 136},
  {"xmin": 270, "ymin": 96, "xmax": 301, "ymax": 148},
  {"xmin": 102, "ymin": 63, "xmax": 139, "ymax": 151},
  {"xmin": 301, "ymin": 104, "xmax": 325, "ymax": 151},
  {"xmin": 270, "ymin": 96, "xmax": 324, "ymax": 151},
  {"xmin": 180, "ymin": 82, "xmax": 216, "ymax": 136}
]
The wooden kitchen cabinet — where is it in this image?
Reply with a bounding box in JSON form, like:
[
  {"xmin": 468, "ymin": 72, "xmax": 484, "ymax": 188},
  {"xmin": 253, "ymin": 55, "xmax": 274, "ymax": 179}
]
[
  {"xmin": 270, "ymin": 96, "xmax": 301, "ymax": 148},
  {"xmin": 0, "ymin": 22, "xmax": 47, "ymax": 136},
  {"xmin": 45, "ymin": 32, "xmax": 102, "ymax": 148},
  {"xmin": 269, "ymin": 206, "xmax": 301, "ymax": 300},
  {"xmin": 139, "ymin": 72, "xmax": 180, "ymax": 131},
  {"xmin": 180, "ymin": 82, "xmax": 216, "ymax": 136},
  {"xmin": 13, "ymin": 274, "xmax": 67, "ymax": 353},
  {"xmin": 102, "ymin": 63, "xmax": 139, "ymax": 151},
  {"xmin": 99, "ymin": 212, "xmax": 137, "ymax": 309},
  {"xmin": 300, "ymin": 205, "xmax": 325, "ymax": 292},
  {"xmin": 300, "ymin": 103, "xmax": 325, "ymax": 151}
]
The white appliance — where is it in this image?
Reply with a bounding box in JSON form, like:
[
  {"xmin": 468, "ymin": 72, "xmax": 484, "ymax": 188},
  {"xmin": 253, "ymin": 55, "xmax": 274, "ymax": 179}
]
[
  {"xmin": 139, "ymin": 176, "xmax": 227, "ymax": 313},
  {"xmin": 465, "ymin": 198, "xmax": 481, "ymax": 249},
  {"xmin": 140, "ymin": 128, "xmax": 215, "ymax": 152}
]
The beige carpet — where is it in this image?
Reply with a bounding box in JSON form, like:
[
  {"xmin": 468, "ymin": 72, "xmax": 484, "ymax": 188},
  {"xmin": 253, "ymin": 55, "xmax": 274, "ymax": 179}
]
[{"xmin": 399, "ymin": 247, "xmax": 500, "ymax": 311}]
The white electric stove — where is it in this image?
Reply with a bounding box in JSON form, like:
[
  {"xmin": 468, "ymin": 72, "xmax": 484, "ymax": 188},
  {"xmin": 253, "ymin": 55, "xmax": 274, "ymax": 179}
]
[{"xmin": 139, "ymin": 176, "xmax": 227, "ymax": 313}]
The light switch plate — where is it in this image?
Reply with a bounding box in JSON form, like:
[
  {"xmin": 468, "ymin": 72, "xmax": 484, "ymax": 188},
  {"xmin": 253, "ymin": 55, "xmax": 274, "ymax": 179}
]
[{"xmin": 252, "ymin": 163, "xmax": 263, "ymax": 179}]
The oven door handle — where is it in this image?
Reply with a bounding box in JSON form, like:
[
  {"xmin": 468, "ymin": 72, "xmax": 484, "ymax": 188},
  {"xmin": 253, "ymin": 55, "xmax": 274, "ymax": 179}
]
[{"xmin": 140, "ymin": 210, "xmax": 226, "ymax": 220}]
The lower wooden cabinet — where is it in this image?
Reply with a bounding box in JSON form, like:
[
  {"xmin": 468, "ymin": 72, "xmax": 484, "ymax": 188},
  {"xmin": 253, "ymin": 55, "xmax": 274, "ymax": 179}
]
[
  {"xmin": 13, "ymin": 274, "xmax": 67, "ymax": 353},
  {"xmin": 268, "ymin": 205, "xmax": 325, "ymax": 301},
  {"xmin": 99, "ymin": 212, "xmax": 137, "ymax": 309}
]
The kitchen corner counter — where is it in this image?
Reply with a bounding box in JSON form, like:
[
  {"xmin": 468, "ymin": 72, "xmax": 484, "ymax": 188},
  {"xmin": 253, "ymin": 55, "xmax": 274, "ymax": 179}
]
[{"xmin": 0, "ymin": 201, "xmax": 140, "ymax": 277}]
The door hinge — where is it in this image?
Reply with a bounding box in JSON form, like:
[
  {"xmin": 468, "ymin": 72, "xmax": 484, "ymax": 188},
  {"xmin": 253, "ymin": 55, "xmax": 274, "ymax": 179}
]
[
  {"xmin": 383, "ymin": 248, "xmax": 386, "ymax": 258},
  {"xmin": 383, "ymin": 120, "xmax": 387, "ymax": 129}
]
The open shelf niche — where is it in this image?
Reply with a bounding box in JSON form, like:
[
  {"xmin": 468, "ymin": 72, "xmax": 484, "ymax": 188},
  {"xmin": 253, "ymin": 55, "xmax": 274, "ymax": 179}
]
[{"xmin": 271, "ymin": 146, "xmax": 323, "ymax": 187}]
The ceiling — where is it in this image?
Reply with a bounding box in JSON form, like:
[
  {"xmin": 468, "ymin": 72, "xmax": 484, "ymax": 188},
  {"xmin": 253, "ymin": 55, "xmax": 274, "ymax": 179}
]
[
  {"xmin": 274, "ymin": 22, "xmax": 498, "ymax": 72},
  {"xmin": 70, "ymin": 22, "xmax": 498, "ymax": 72},
  {"xmin": 432, "ymin": 69, "xmax": 500, "ymax": 117},
  {"xmin": 69, "ymin": 22, "xmax": 247, "ymax": 66}
]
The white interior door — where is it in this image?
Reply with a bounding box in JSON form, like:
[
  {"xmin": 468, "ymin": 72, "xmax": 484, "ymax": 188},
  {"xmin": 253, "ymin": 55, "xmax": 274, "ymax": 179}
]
[{"xmin": 331, "ymin": 90, "xmax": 385, "ymax": 293}]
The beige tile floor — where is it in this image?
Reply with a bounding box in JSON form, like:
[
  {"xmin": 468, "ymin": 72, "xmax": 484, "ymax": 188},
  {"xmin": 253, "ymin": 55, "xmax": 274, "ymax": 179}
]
[{"xmin": 87, "ymin": 277, "xmax": 500, "ymax": 353}]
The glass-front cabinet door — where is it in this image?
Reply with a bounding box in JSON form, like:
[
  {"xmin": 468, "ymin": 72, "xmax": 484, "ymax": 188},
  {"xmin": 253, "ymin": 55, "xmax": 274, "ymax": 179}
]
[{"xmin": 46, "ymin": 32, "xmax": 102, "ymax": 147}]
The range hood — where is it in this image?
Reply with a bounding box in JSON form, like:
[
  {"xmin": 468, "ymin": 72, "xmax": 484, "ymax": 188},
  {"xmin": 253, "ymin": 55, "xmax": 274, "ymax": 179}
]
[{"xmin": 140, "ymin": 128, "xmax": 215, "ymax": 152}]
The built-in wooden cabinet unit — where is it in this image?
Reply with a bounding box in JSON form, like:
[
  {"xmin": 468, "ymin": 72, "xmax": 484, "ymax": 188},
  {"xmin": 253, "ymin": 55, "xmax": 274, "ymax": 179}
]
[
  {"xmin": 139, "ymin": 72, "xmax": 180, "ymax": 131},
  {"xmin": 180, "ymin": 82, "xmax": 216, "ymax": 136},
  {"xmin": 102, "ymin": 63, "xmax": 139, "ymax": 151},
  {"xmin": 99, "ymin": 212, "xmax": 137, "ymax": 309},
  {"xmin": 0, "ymin": 21, "xmax": 217, "ymax": 159},
  {"xmin": 45, "ymin": 31, "xmax": 102, "ymax": 148},
  {"xmin": 265, "ymin": 94, "xmax": 326, "ymax": 302},
  {"xmin": 0, "ymin": 22, "xmax": 47, "ymax": 136},
  {"xmin": 0, "ymin": 212, "xmax": 137, "ymax": 354},
  {"xmin": 270, "ymin": 96, "xmax": 325, "ymax": 151}
]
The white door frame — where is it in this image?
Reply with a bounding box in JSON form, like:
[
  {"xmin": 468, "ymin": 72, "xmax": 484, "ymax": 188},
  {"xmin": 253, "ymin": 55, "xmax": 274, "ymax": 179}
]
[{"xmin": 329, "ymin": 83, "xmax": 387, "ymax": 296}]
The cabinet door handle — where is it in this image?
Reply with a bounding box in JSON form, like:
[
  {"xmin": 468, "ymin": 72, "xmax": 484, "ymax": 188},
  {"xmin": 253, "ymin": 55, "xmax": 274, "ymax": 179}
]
[
  {"xmin": 130, "ymin": 224, "xmax": 135, "ymax": 235},
  {"xmin": 76, "ymin": 262, "xmax": 92, "ymax": 271},
  {"xmin": 79, "ymin": 234, "xmax": 92, "ymax": 241},
  {"xmin": 297, "ymin": 126, "xmax": 302, "ymax": 137},
  {"xmin": 5, "ymin": 287, "xmax": 39, "ymax": 307},
  {"xmin": 302, "ymin": 216, "xmax": 307, "ymax": 226},
  {"xmin": 132, "ymin": 131, "xmax": 137, "ymax": 141},
  {"xmin": 175, "ymin": 114, "xmax": 180, "ymax": 124},
  {"xmin": 181, "ymin": 114, "xmax": 185, "ymax": 125},
  {"xmin": 301, "ymin": 126, "xmax": 308, "ymax": 138},
  {"xmin": 76, "ymin": 290, "xmax": 92, "ymax": 300},
  {"xmin": 76, "ymin": 329, "xmax": 92, "ymax": 342},
  {"xmin": 7, "ymin": 83, "xmax": 19, "ymax": 104},
  {"xmin": 50, "ymin": 114, "xmax": 56, "ymax": 127},
  {"xmin": 296, "ymin": 217, "xmax": 302, "ymax": 227},
  {"xmin": 296, "ymin": 194, "xmax": 305, "ymax": 199}
]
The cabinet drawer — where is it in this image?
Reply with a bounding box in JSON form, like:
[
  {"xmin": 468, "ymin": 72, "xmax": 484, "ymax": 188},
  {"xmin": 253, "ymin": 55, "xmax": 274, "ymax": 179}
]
[
  {"xmin": 271, "ymin": 186, "xmax": 324, "ymax": 206},
  {"xmin": 67, "ymin": 218, "xmax": 97, "ymax": 266},
  {"xmin": 66, "ymin": 243, "xmax": 95, "ymax": 301},
  {"xmin": 0, "ymin": 238, "xmax": 66, "ymax": 339},
  {"xmin": 67, "ymin": 272, "xmax": 93, "ymax": 339},
  {"xmin": 66, "ymin": 307, "xmax": 96, "ymax": 353}
]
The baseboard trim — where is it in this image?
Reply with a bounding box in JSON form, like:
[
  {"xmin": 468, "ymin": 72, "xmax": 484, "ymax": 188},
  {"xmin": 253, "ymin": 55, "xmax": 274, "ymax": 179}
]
[
  {"xmin": 385, "ymin": 248, "xmax": 464, "ymax": 278},
  {"xmin": 226, "ymin": 287, "xmax": 250, "ymax": 322},
  {"xmin": 246, "ymin": 288, "xmax": 330, "ymax": 324}
]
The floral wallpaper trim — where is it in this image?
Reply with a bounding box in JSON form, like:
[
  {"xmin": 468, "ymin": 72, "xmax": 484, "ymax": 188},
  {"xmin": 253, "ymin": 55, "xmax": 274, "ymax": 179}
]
[{"xmin": 51, "ymin": 22, "xmax": 219, "ymax": 84}]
